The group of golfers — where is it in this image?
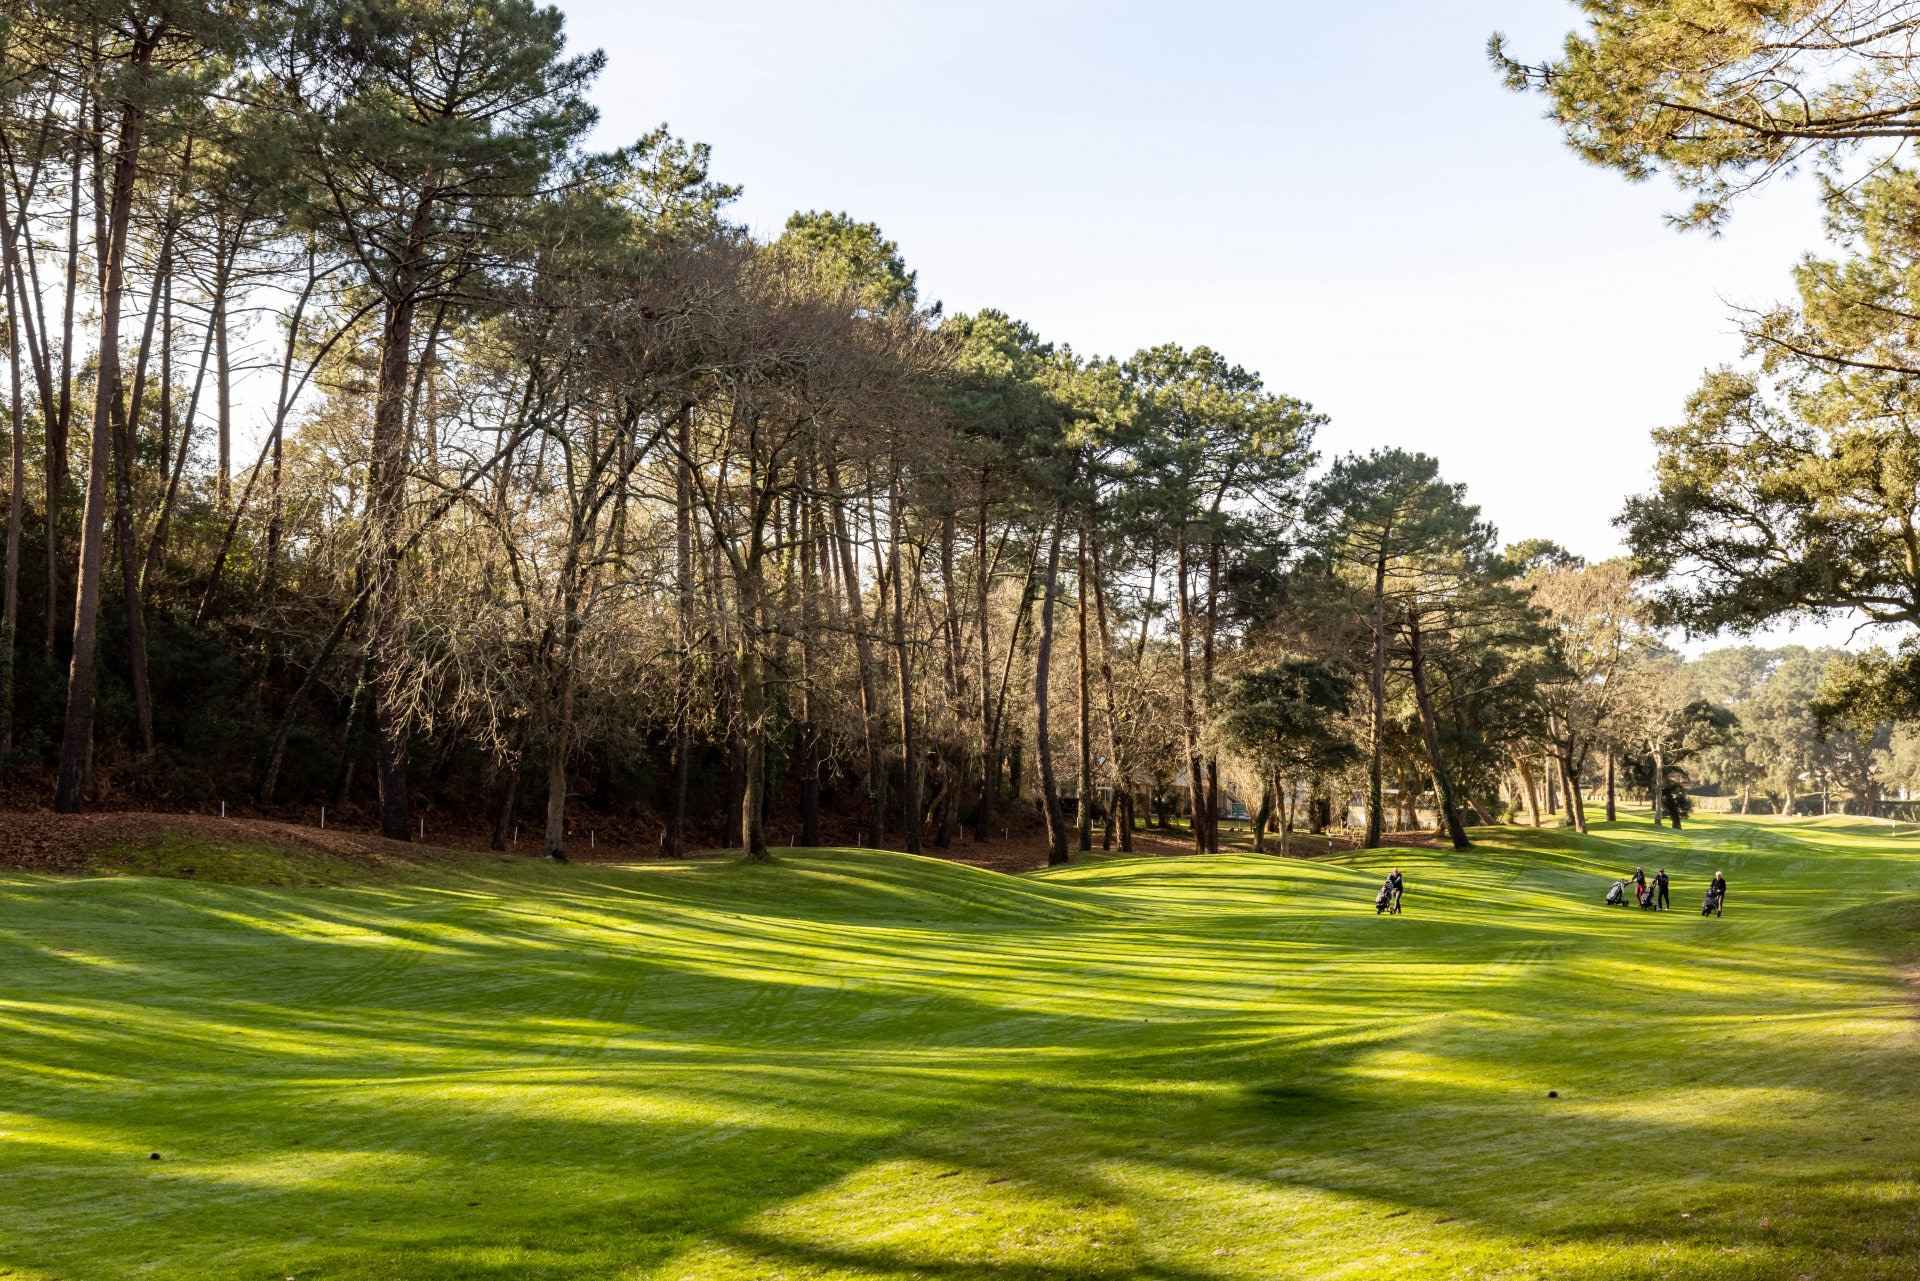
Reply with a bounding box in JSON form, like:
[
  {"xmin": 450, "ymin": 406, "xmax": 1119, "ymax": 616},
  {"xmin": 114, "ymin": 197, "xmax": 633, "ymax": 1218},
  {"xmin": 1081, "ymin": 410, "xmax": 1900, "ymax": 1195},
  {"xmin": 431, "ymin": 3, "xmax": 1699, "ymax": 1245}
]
[
  {"xmin": 1620, "ymin": 865, "xmax": 1727, "ymax": 916},
  {"xmin": 1626, "ymin": 866, "xmax": 1667, "ymax": 909},
  {"xmin": 1372, "ymin": 864, "xmax": 1732, "ymax": 917}
]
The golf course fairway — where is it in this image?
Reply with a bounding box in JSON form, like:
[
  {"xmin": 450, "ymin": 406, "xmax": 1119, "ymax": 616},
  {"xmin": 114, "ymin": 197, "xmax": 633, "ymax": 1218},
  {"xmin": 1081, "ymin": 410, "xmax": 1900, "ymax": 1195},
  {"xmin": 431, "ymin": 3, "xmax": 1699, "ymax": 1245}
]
[{"xmin": 2, "ymin": 812, "xmax": 1917, "ymax": 1280}]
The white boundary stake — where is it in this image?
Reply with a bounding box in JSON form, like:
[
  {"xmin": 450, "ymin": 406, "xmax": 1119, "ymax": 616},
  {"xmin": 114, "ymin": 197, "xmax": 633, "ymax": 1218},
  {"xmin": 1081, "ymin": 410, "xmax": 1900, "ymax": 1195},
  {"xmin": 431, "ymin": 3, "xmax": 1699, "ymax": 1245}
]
[
  {"xmin": 220, "ymin": 800, "xmax": 226, "ymax": 819},
  {"xmin": 319, "ymin": 806, "xmax": 326, "ymax": 830}
]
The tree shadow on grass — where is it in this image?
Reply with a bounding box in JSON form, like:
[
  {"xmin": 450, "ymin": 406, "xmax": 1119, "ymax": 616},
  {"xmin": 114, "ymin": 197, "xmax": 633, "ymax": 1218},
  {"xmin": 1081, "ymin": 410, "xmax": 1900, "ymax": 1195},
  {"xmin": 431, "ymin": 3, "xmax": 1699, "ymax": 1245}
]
[
  {"xmin": 0, "ymin": 885, "xmax": 1420, "ymax": 1280},
  {"xmin": 3, "ymin": 831, "xmax": 1917, "ymax": 1279}
]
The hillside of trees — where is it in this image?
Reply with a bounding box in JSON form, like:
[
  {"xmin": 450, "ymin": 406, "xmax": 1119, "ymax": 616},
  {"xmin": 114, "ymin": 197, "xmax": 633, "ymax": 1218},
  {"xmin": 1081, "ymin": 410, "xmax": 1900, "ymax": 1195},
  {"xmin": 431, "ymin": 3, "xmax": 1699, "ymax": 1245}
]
[{"xmin": 4, "ymin": 1, "xmax": 1920, "ymax": 865}]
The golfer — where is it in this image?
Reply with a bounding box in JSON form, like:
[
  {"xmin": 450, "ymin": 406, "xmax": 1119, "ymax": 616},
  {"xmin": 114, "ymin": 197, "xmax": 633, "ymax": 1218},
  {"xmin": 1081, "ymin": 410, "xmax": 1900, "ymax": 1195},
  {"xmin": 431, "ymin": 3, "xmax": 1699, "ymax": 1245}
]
[{"xmin": 1655, "ymin": 868, "xmax": 1670, "ymax": 911}]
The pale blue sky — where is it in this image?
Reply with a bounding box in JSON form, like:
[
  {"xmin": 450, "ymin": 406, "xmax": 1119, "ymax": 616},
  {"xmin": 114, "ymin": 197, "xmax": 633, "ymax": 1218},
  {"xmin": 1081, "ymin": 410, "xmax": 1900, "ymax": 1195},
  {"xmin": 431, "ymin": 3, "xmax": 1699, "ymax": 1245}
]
[{"xmin": 555, "ymin": 0, "xmax": 1854, "ymax": 645}]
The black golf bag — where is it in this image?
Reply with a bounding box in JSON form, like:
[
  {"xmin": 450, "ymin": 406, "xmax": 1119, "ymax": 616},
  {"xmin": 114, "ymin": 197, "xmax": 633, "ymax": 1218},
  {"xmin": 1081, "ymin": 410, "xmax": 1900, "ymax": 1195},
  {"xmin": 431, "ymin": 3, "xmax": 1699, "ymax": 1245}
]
[{"xmin": 1605, "ymin": 880, "xmax": 1626, "ymax": 907}]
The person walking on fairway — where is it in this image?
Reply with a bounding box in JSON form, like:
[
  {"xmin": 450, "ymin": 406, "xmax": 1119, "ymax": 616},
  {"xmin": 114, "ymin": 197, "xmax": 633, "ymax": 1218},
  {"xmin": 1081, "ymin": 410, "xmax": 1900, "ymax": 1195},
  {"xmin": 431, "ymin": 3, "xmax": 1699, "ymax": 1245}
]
[
  {"xmin": 1631, "ymin": 866, "xmax": 1649, "ymax": 908},
  {"xmin": 1706, "ymin": 870, "xmax": 1727, "ymax": 917},
  {"xmin": 1386, "ymin": 868, "xmax": 1404, "ymax": 914},
  {"xmin": 1655, "ymin": 868, "xmax": 1670, "ymax": 911}
]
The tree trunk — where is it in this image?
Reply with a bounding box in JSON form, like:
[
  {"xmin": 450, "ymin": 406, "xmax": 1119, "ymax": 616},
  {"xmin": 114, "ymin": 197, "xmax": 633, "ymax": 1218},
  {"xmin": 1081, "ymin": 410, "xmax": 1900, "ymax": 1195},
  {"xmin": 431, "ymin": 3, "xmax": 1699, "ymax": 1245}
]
[
  {"xmin": 796, "ymin": 485, "xmax": 822, "ymax": 847},
  {"xmin": 46, "ymin": 108, "xmax": 82, "ymax": 659},
  {"xmin": 1558, "ymin": 751, "xmax": 1587, "ymax": 834},
  {"xmin": 1278, "ymin": 777, "xmax": 1292, "ymax": 855},
  {"xmin": 889, "ymin": 465, "xmax": 920, "ymax": 853},
  {"xmin": 1365, "ymin": 551, "xmax": 1389, "ymax": 848},
  {"xmin": 1202, "ymin": 531, "xmax": 1224, "ymax": 853},
  {"xmin": 0, "ymin": 155, "xmax": 53, "ymax": 674},
  {"xmin": 1405, "ymin": 609, "xmax": 1470, "ymax": 850},
  {"xmin": 663, "ymin": 417, "xmax": 694, "ymax": 856},
  {"xmin": 1651, "ymin": 746, "xmax": 1666, "ymax": 827},
  {"xmin": 973, "ymin": 480, "xmax": 996, "ymax": 842},
  {"xmin": 1175, "ymin": 527, "xmax": 1205, "ymax": 854},
  {"xmin": 56, "ymin": 44, "xmax": 154, "ymax": 811},
  {"xmin": 1605, "ymin": 750, "xmax": 1617, "ymax": 822},
  {"xmin": 1035, "ymin": 516, "xmax": 1068, "ymax": 867},
  {"xmin": 0, "ymin": 179, "xmax": 21, "ymax": 755},
  {"xmin": 214, "ymin": 268, "xmax": 232, "ymax": 510},
  {"xmin": 1075, "ymin": 526, "xmax": 1094, "ymax": 851},
  {"xmin": 156, "ymin": 259, "xmax": 171, "ymax": 487},
  {"xmin": 737, "ymin": 564, "xmax": 770, "ymax": 862},
  {"xmin": 1252, "ymin": 780, "xmax": 1274, "ymax": 853},
  {"xmin": 827, "ymin": 462, "xmax": 885, "ymax": 845},
  {"xmin": 1088, "ymin": 532, "xmax": 1128, "ymax": 852},
  {"xmin": 100, "ymin": 183, "xmax": 177, "ymax": 757},
  {"xmin": 1516, "ymin": 755, "xmax": 1543, "ymax": 827},
  {"xmin": 542, "ymin": 672, "xmax": 573, "ymax": 861},
  {"xmin": 932, "ymin": 504, "xmax": 964, "ymax": 851},
  {"xmin": 365, "ymin": 282, "xmax": 420, "ymax": 841}
]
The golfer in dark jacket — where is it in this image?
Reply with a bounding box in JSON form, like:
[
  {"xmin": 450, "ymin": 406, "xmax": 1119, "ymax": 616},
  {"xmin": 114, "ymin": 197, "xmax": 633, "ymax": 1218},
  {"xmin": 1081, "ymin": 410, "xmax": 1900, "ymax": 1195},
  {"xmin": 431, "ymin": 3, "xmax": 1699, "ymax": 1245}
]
[
  {"xmin": 1655, "ymin": 869, "xmax": 1670, "ymax": 910},
  {"xmin": 1709, "ymin": 870, "xmax": 1727, "ymax": 914},
  {"xmin": 1387, "ymin": 869, "xmax": 1404, "ymax": 912}
]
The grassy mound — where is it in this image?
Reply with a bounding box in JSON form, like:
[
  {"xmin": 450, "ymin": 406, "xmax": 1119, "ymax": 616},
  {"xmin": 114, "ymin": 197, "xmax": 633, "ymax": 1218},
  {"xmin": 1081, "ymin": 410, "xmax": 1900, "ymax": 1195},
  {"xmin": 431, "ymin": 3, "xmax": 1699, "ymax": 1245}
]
[
  {"xmin": 85, "ymin": 834, "xmax": 412, "ymax": 887},
  {"xmin": 1, "ymin": 813, "xmax": 1916, "ymax": 1279},
  {"xmin": 0, "ymin": 809, "xmax": 486, "ymax": 880}
]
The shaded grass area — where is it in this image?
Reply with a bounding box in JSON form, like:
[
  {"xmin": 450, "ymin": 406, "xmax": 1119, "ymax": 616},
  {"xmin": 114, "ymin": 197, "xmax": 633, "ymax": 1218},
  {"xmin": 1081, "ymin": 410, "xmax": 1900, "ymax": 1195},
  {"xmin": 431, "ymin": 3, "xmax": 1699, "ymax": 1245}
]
[
  {"xmin": 88, "ymin": 835, "xmax": 405, "ymax": 887},
  {"xmin": 1, "ymin": 814, "xmax": 1918, "ymax": 1279}
]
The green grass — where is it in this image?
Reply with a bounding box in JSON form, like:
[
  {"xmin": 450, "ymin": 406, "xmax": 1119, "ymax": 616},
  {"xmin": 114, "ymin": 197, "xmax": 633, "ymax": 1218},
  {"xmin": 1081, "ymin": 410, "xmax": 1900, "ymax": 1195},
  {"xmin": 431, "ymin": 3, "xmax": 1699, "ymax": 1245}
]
[
  {"xmin": 2, "ymin": 812, "xmax": 1918, "ymax": 1280},
  {"xmin": 88, "ymin": 836, "xmax": 393, "ymax": 887}
]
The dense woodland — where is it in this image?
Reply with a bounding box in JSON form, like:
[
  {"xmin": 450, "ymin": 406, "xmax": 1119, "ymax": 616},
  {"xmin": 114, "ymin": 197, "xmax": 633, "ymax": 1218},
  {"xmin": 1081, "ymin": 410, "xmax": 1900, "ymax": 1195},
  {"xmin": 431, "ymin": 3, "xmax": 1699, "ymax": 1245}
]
[{"xmin": 4, "ymin": 1, "xmax": 1920, "ymax": 863}]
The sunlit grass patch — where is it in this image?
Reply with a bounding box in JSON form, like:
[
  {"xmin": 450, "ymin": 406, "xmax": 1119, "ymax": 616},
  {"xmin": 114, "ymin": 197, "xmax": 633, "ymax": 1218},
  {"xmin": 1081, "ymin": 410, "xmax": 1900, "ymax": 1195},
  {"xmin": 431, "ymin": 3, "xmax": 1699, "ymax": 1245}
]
[{"xmin": 0, "ymin": 812, "xmax": 1916, "ymax": 1280}]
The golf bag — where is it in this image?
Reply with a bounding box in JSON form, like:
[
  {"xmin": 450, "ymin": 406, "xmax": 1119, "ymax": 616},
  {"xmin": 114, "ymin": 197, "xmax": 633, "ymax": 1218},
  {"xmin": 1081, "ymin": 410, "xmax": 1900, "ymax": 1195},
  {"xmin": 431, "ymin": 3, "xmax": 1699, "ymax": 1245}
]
[
  {"xmin": 1605, "ymin": 880, "xmax": 1626, "ymax": 907},
  {"xmin": 1701, "ymin": 889, "xmax": 1724, "ymax": 917},
  {"xmin": 1375, "ymin": 884, "xmax": 1393, "ymax": 914}
]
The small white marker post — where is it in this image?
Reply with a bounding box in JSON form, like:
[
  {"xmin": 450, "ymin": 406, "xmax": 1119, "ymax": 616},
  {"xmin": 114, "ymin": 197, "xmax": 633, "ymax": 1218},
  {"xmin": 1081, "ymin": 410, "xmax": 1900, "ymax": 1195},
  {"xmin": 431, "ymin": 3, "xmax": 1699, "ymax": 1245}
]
[
  {"xmin": 419, "ymin": 816, "xmax": 425, "ymax": 841},
  {"xmin": 220, "ymin": 800, "xmax": 226, "ymax": 819},
  {"xmin": 591, "ymin": 830, "xmax": 596, "ymax": 850},
  {"xmin": 320, "ymin": 806, "xmax": 326, "ymax": 830},
  {"xmin": 513, "ymin": 823, "xmax": 519, "ymax": 848}
]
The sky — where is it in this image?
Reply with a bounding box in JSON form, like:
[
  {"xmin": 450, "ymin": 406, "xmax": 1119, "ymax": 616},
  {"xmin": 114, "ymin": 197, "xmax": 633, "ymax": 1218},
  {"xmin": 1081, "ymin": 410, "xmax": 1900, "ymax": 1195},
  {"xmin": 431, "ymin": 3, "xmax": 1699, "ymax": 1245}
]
[{"xmin": 552, "ymin": 0, "xmax": 1864, "ymax": 650}]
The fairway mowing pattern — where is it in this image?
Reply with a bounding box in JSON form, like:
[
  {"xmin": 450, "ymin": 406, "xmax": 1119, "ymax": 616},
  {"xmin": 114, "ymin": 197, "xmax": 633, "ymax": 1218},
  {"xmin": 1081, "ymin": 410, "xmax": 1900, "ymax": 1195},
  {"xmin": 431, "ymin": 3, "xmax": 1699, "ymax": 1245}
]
[{"xmin": 2, "ymin": 815, "xmax": 1918, "ymax": 1279}]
